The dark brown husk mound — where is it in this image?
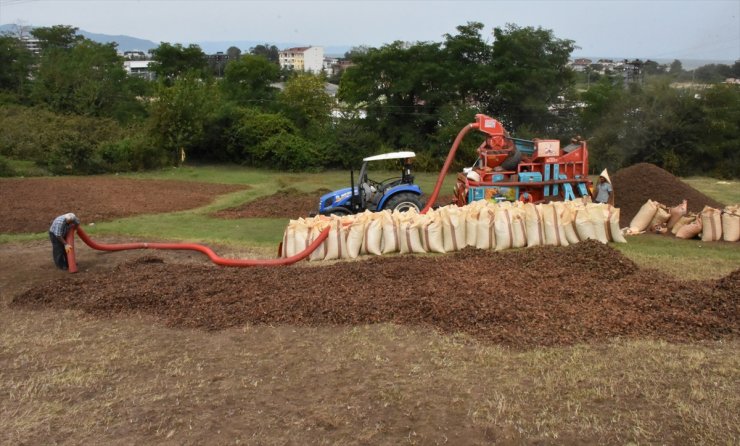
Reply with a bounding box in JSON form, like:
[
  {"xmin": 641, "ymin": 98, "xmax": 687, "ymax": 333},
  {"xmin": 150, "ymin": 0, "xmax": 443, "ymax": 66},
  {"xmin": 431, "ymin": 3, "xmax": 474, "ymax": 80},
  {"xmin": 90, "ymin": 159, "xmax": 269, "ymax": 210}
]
[
  {"xmin": 12, "ymin": 240, "xmax": 738, "ymax": 349},
  {"xmin": 612, "ymin": 163, "xmax": 725, "ymax": 227}
]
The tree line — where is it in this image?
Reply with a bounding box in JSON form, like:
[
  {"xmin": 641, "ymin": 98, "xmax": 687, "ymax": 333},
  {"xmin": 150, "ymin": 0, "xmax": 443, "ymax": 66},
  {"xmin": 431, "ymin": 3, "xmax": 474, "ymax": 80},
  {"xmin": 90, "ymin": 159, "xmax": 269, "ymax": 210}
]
[{"xmin": 1, "ymin": 23, "xmax": 738, "ymax": 178}]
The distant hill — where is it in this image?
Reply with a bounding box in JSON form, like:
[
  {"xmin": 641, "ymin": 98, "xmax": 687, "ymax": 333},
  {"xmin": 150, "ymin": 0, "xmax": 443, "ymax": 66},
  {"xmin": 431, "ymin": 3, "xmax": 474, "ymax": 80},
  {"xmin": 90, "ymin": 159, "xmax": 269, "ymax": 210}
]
[
  {"xmin": 1, "ymin": 24, "xmax": 351, "ymax": 56},
  {"xmin": 78, "ymin": 30, "xmax": 158, "ymax": 52},
  {"xmin": 0, "ymin": 24, "xmax": 158, "ymax": 52}
]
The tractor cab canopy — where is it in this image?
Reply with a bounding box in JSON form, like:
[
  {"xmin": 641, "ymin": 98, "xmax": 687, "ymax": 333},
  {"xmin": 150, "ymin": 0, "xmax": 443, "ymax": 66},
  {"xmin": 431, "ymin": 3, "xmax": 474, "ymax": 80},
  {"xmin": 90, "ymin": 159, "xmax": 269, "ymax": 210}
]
[
  {"xmin": 362, "ymin": 151, "xmax": 416, "ymax": 162},
  {"xmin": 359, "ymin": 151, "xmax": 416, "ymax": 190}
]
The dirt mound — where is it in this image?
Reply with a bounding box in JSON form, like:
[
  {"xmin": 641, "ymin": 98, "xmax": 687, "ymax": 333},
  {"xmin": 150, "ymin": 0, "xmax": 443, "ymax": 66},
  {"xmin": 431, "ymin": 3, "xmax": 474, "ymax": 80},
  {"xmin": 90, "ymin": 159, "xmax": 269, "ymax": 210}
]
[
  {"xmin": 213, "ymin": 188, "xmax": 329, "ymax": 219},
  {"xmin": 612, "ymin": 163, "xmax": 725, "ymax": 227},
  {"xmin": 0, "ymin": 177, "xmax": 247, "ymax": 234},
  {"xmin": 12, "ymin": 240, "xmax": 738, "ymax": 349}
]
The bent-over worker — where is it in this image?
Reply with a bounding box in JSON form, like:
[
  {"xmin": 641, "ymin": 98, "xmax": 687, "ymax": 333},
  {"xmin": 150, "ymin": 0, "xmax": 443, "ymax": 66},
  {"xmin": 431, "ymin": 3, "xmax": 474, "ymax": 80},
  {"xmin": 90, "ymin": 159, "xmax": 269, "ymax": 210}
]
[{"xmin": 49, "ymin": 213, "xmax": 80, "ymax": 270}]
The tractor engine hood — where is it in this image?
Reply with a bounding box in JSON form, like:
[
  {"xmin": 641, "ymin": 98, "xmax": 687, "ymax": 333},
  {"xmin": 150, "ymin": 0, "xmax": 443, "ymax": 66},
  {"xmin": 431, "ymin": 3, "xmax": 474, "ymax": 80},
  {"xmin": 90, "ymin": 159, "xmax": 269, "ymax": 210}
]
[{"xmin": 319, "ymin": 187, "xmax": 357, "ymax": 212}]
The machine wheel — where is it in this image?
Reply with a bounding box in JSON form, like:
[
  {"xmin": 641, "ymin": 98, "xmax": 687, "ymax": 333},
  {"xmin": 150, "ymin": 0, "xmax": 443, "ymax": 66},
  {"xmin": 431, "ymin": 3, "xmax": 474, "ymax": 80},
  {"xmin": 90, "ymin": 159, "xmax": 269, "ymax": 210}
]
[{"xmin": 383, "ymin": 193, "xmax": 422, "ymax": 213}]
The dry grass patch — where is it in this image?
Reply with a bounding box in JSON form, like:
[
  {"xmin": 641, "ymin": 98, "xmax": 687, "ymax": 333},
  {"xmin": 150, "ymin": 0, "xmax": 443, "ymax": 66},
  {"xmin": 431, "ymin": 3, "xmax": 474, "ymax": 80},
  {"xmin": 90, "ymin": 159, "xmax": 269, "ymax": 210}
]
[{"xmin": 1, "ymin": 310, "xmax": 738, "ymax": 445}]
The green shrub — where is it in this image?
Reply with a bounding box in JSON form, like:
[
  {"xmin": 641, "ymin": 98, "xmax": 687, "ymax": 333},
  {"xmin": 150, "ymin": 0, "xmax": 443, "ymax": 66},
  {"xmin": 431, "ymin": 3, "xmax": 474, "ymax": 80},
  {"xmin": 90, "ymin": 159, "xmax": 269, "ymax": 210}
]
[
  {"xmin": 45, "ymin": 132, "xmax": 103, "ymax": 175},
  {"xmin": 0, "ymin": 156, "xmax": 16, "ymax": 177},
  {"xmin": 253, "ymin": 133, "xmax": 322, "ymax": 171},
  {"xmin": 98, "ymin": 135, "xmax": 168, "ymax": 171}
]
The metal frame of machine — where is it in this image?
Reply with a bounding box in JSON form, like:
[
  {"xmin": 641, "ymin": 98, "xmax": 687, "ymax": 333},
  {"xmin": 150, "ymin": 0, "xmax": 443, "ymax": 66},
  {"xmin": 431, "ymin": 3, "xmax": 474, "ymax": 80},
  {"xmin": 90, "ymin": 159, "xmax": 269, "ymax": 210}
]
[{"xmin": 453, "ymin": 114, "xmax": 592, "ymax": 206}]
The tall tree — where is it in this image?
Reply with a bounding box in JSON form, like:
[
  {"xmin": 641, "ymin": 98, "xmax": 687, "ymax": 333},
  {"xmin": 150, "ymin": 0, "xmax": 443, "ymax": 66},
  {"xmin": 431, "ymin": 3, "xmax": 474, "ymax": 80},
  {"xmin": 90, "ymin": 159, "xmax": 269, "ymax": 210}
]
[
  {"xmin": 30, "ymin": 25, "xmax": 83, "ymax": 50},
  {"xmin": 31, "ymin": 39, "xmax": 143, "ymax": 119},
  {"xmin": 149, "ymin": 42, "xmax": 209, "ymax": 83},
  {"xmin": 0, "ymin": 35, "xmax": 33, "ymax": 98},
  {"xmin": 226, "ymin": 46, "xmax": 242, "ymax": 61},
  {"xmin": 487, "ymin": 24, "xmax": 576, "ymax": 132},
  {"xmin": 339, "ymin": 40, "xmax": 446, "ymax": 147},
  {"xmin": 148, "ymin": 74, "xmax": 220, "ymax": 164},
  {"xmin": 249, "ymin": 44, "xmax": 279, "ymax": 63},
  {"xmin": 278, "ymin": 73, "xmax": 332, "ymax": 130},
  {"xmin": 441, "ymin": 22, "xmax": 493, "ymax": 105},
  {"xmin": 221, "ymin": 54, "xmax": 279, "ymax": 106}
]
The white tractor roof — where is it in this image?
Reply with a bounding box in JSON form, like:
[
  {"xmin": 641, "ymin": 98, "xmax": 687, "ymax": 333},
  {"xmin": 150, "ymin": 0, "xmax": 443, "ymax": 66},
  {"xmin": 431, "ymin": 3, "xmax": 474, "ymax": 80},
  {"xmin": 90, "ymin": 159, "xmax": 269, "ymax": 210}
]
[{"xmin": 362, "ymin": 151, "xmax": 416, "ymax": 162}]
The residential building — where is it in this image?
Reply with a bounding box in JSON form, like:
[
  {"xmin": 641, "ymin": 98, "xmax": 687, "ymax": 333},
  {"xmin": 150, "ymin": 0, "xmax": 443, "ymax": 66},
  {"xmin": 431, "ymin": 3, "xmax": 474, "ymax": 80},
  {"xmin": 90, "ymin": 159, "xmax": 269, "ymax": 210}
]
[
  {"xmin": 123, "ymin": 60, "xmax": 155, "ymax": 81},
  {"xmin": 570, "ymin": 58, "xmax": 592, "ymax": 72},
  {"xmin": 279, "ymin": 46, "xmax": 324, "ymax": 73},
  {"xmin": 122, "ymin": 50, "xmax": 148, "ymax": 60},
  {"xmin": 20, "ymin": 36, "xmax": 41, "ymax": 55}
]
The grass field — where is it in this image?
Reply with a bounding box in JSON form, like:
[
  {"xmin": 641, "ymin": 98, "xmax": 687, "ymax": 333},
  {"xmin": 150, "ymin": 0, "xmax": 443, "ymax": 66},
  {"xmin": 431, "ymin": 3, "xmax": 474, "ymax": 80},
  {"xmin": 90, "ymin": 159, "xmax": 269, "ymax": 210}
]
[{"xmin": 1, "ymin": 166, "xmax": 738, "ymax": 445}]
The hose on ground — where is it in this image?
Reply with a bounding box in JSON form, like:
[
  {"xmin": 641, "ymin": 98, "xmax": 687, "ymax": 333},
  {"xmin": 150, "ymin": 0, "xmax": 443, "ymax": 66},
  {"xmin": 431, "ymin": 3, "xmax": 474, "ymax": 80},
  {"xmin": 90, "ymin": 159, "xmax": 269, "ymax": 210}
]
[{"xmin": 65, "ymin": 225, "xmax": 331, "ymax": 273}]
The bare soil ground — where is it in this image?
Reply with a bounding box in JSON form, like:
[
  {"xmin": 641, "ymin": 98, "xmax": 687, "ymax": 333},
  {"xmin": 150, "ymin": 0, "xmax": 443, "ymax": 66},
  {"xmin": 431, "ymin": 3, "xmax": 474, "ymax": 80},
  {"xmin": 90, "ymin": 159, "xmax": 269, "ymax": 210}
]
[
  {"xmin": 1, "ymin": 176, "xmax": 739, "ymax": 445},
  {"xmin": 0, "ymin": 176, "xmax": 247, "ymax": 233},
  {"xmin": 212, "ymin": 188, "xmax": 330, "ymax": 219}
]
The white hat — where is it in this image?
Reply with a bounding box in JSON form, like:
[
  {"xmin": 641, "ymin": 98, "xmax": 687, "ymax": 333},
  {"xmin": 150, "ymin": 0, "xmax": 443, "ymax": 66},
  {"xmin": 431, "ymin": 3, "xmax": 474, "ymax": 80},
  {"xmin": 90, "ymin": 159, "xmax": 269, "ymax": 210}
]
[
  {"xmin": 63, "ymin": 213, "xmax": 80, "ymax": 224},
  {"xmin": 599, "ymin": 168, "xmax": 611, "ymax": 184}
]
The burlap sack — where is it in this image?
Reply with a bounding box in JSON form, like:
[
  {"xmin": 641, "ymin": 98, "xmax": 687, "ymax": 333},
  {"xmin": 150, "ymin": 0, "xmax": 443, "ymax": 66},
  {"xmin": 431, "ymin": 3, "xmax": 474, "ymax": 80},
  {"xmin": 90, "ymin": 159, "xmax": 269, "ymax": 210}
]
[
  {"xmin": 629, "ymin": 200, "xmax": 659, "ymax": 233},
  {"xmin": 722, "ymin": 205, "xmax": 739, "ymax": 242},
  {"xmin": 700, "ymin": 206, "xmax": 722, "ymax": 242}
]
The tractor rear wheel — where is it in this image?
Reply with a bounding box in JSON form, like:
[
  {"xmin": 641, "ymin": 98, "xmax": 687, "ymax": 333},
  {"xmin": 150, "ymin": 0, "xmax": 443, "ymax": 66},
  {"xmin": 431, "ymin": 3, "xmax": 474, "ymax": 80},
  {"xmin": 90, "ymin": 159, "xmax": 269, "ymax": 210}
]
[{"xmin": 384, "ymin": 193, "xmax": 422, "ymax": 213}]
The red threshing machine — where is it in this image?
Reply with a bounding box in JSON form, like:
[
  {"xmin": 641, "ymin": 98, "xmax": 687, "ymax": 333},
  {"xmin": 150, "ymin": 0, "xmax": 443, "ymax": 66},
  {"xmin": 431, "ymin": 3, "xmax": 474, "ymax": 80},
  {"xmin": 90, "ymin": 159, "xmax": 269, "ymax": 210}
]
[{"xmin": 451, "ymin": 114, "xmax": 592, "ymax": 206}]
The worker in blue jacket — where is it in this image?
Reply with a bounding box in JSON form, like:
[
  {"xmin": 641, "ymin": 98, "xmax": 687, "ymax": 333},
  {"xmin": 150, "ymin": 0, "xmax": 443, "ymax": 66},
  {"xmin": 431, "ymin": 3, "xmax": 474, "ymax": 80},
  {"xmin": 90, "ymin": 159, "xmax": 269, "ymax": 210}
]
[{"xmin": 49, "ymin": 213, "xmax": 80, "ymax": 270}]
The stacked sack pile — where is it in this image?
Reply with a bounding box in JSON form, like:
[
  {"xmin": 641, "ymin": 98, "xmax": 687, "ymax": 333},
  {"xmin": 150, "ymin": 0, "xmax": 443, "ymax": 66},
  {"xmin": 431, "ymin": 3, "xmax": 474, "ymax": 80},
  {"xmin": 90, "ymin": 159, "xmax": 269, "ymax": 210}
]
[
  {"xmin": 281, "ymin": 200, "xmax": 627, "ymax": 261},
  {"xmin": 627, "ymin": 199, "xmax": 740, "ymax": 242}
]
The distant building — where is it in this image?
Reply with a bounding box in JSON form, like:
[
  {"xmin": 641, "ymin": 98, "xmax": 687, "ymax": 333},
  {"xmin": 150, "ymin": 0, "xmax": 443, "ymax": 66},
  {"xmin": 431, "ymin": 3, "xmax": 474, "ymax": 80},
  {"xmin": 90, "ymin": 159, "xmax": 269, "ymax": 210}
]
[
  {"xmin": 279, "ymin": 46, "xmax": 324, "ymax": 73},
  {"xmin": 20, "ymin": 36, "xmax": 41, "ymax": 55},
  {"xmin": 570, "ymin": 58, "xmax": 592, "ymax": 72},
  {"xmin": 122, "ymin": 50, "xmax": 148, "ymax": 60},
  {"xmin": 123, "ymin": 60, "xmax": 155, "ymax": 81},
  {"xmin": 207, "ymin": 51, "xmax": 232, "ymax": 77}
]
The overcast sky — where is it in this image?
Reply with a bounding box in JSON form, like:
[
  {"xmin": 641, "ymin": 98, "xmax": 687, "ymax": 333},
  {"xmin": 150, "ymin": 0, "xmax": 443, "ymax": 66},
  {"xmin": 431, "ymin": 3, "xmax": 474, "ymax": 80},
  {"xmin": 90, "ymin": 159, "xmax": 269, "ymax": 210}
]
[{"xmin": 1, "ymin": 0, "xmax": 738, "ymax": 61}]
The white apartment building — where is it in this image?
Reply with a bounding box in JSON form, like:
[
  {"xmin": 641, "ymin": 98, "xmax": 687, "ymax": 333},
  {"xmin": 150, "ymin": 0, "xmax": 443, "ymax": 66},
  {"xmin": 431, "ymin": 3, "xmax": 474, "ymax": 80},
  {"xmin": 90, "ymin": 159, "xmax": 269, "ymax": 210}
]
[{"xmin": 279, "ymin": 46, "xmax": 324, "ymax": 73}]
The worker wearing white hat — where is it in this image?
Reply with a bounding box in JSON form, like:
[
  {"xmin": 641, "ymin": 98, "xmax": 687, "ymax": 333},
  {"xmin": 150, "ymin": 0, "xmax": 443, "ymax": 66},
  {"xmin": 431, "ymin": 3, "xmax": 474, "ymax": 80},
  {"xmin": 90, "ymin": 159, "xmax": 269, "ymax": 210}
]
[{"xmin": 593, "ymin": 168, "xmax": 613, "ymax": 204}]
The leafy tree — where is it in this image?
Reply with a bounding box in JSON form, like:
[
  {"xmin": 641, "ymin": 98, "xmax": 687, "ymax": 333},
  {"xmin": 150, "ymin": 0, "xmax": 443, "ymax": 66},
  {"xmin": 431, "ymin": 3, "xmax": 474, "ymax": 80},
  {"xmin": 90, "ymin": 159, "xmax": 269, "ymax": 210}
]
[
  {"xmin": 221, "ymin": 54, "xmax": 279, "ymax": 106},
  {"xmin": 642, "ymin": 59, "xmax": 665, "ymax": 76},
  {"xmin": 31, "ymin": 39, "xmax": 144, "ymax": 119},
  {"xmin": 249, "ymin": 44, "xmax": 279, "ymax": 63},
  {"xmin": 149, "ymin": 42, "xmax": 209, "ymax": 83},
  {"xmin": 343, "ymin": 45, "xmax": 370, "ymax": 61},
  {"xmin": 278, "ymin": 73, "xmax": 333, "ymax": 130},
  {"xmin": 441, "ymin": 22, "xmax": 493, "ymax": 106},
  {"xmin": 147, "ymin": 74, "xmax": 220, "ymax": 164},
  {"xmin": 700, "ymin": 84, "xmax": 740, "ymax": 177},
  {"xmin": 339, "ymin": 40, "xmax": 447, "ymax": 147},
  {"xmin": 692, "ymin": 63, "xmax": 733, "ymax": 83},
  {"xmin": 668, "ymin": 59, "xmax": 683, "ymax": 77},
  {"xmin": 732, "ymin": 61, "xmax": 740, "ymax": 78},
  {"xmin": 226, "ymin": 46, "xmax": 242, "ymax": 60},
  {"xmin": 0, "ymin": 35, "xmax": 33, "ymax": 98},
  {"xmin": 487, "ymin": 24, "xmax": 576, "ymax": 132},
  {"xmin": 30, "ymin": 25, "xmax": 83, "ymax": 49}
]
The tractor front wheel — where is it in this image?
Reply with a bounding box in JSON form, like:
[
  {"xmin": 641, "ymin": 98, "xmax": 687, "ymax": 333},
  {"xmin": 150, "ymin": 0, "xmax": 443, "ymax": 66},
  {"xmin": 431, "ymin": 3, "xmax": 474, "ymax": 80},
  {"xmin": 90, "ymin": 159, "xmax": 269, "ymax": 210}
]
[{"xmin": 384, "ymin": 193, "xmax": 422, "ymax": 213}]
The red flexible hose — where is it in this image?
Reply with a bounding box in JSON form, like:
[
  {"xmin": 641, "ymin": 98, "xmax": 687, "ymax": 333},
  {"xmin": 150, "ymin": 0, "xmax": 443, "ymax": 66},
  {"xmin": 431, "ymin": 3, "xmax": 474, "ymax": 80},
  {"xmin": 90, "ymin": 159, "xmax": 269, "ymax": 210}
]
[
  {"xmin": 420, "ymin": 123, "xmax": 478, "ymax": 214},
  {"xmin": 65, "ymin": 225, "xmax": 331, "ymax": 272}
]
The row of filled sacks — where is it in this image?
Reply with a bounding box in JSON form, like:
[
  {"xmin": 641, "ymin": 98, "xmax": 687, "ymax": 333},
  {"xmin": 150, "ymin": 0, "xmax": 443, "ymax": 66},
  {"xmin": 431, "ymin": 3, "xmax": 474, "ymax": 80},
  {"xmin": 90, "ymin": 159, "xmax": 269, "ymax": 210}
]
[
  {"xmin": 628, "ymin": 199, "xmax": 739, "ymax": 241},
  {"xmin": 281, "ymin": 200, "xmax": 626, "ymax": 261}
]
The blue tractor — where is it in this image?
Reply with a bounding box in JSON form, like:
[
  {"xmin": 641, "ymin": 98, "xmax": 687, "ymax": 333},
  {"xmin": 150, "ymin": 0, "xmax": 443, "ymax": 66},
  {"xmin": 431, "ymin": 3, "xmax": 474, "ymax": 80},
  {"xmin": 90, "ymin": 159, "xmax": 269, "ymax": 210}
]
[{"xmin": 317, "ymin": 151, "xmax": 424, "ymax": 216}]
